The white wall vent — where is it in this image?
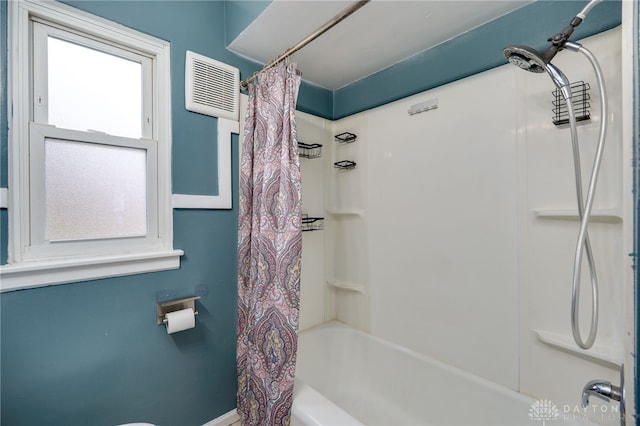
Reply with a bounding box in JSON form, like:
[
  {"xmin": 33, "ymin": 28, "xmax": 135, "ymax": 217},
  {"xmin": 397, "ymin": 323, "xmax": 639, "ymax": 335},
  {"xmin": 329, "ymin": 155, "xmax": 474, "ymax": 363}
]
[{"xmin": 185, "ymin": 51, "xmax": 239, "ymax": 121}]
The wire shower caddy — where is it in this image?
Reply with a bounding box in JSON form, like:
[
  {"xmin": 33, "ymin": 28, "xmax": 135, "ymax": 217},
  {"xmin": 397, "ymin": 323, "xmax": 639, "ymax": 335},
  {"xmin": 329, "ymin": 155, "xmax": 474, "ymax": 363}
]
[
  {"xmin": 298, "ymin": 142, "xmax": 323, "ymax": 159},
  {"xmin": 552, "ymin": 81, "xmax": 591, "ymax": 126},
  {"xmin": 302, "ymin": 214, "xmax": 324, "ymax": 232}
]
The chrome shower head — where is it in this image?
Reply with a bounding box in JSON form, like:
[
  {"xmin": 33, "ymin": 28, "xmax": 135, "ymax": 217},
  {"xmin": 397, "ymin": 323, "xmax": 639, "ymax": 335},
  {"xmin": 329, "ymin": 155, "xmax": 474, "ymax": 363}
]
[
  {"xmin": 503, "ymin": 45, "xmax": 571, "ymax": 99},
  {"xmin": 502, "ymin": 0, "xmax": 604, "ymax": 97},
  {"xmin": 503, "ymin": 0, "xmax": 597, "ymax": 72},
  {"xmin": 502, "ymin": 45, "xmax": 558, "ymax": 73}
]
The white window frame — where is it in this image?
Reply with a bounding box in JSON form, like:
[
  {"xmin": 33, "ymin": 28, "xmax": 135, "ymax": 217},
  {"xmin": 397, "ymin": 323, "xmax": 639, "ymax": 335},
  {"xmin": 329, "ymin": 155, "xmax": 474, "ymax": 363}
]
[
  {"xmin": 31, "ymin": 20, "xmax": 154, "ymax": 139},
  {"xmin": 28, "ymin": 123, "xmax": 160, "ymax": 257},
  {"xmin": 1, "ymin": 0, "xmax": 182, "ymax": 292}
]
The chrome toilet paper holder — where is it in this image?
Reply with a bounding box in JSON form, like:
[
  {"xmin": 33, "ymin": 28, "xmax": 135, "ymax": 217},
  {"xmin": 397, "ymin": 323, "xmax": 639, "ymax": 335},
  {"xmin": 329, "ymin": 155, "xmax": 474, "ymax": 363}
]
[{"xmin": 157, "ymin": 296, "xmax": 201, "ymax": 325}]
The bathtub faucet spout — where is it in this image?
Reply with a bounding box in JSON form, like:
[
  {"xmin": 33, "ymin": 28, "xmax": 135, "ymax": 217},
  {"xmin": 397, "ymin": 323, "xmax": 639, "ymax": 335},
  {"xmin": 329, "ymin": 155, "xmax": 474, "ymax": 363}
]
[
  {"xmin": 582, "ymin": 365, "xmax": 625, "ymax": 426},
  {"xmin": 581, "ymin": 380, "xmax": 622, "ymax": 407}
]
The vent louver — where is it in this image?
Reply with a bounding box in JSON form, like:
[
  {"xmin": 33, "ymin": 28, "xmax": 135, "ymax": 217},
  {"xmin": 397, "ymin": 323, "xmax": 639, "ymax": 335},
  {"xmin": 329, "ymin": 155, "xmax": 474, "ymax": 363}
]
[{"xmin": 185, "ymin": 51, "xmax": 239, "ymax": 121}]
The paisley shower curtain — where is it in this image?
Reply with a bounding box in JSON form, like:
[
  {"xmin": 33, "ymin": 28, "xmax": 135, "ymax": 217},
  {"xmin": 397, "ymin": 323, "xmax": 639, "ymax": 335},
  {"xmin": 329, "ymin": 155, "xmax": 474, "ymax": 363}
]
[{"xmin": 236, "ymin": 62, "xmax": 303, "ymax": 426}]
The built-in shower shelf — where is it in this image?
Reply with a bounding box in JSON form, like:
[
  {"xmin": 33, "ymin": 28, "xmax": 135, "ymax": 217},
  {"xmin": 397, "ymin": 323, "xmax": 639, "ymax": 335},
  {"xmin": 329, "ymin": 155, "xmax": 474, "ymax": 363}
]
[
  {"xmin": 327, "ymin": 280, "xmax": 365, "ymax": 293},
  {"xmin": 534, "ymin": 329, "xmax": 623, "ymax": 367},
  {"xmin": 533, "ymin": 209, "xmax": 622, "ymax": 224}
]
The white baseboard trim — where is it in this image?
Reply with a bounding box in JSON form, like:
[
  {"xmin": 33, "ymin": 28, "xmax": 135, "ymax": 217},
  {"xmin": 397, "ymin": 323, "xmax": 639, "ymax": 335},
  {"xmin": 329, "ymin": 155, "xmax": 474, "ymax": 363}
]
[{"xmin": 202, "ymin": 408, "xmax": 240, "ymax": 426}]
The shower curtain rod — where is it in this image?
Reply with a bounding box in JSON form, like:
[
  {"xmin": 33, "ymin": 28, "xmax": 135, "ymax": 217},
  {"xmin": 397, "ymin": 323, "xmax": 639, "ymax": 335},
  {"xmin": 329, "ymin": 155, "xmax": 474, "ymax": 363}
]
[{"xmin": 239, "ymin": 0, "xmax": 371, "ymax": 90}]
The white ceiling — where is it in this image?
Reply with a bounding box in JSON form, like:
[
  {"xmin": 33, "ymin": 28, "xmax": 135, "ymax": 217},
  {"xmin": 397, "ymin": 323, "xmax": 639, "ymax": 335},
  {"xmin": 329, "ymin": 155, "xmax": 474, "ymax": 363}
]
[{"xmin": 228, "ymin": 0, "xmax": 534, "ymax": 90}]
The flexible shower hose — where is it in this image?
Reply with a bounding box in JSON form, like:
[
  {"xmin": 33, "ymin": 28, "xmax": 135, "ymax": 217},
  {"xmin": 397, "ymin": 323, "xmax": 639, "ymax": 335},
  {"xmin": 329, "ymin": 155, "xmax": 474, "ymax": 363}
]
[{"xmin": 564, "ymin": 41, "xmax": 607, "ymax": 350}]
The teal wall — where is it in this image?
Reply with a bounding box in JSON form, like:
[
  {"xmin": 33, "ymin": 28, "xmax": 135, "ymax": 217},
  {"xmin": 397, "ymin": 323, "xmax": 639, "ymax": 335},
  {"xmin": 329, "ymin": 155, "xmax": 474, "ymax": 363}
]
[
  {"xmin": 0, "ymin": 1, "xmax": 330, "ymax": 425},
  {"xmin": 2, "ymin": 208, "xmax": 240, "ymax": 426}
]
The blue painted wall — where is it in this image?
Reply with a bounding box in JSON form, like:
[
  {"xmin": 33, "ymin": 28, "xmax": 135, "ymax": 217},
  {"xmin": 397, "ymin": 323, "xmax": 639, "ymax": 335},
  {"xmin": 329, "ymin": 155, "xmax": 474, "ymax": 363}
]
[
  {"xmin": 2, "ymin": 206, "xmax": 240, "ymax": 425},
  {"xmin": 0, "ymin": 1, "xmax": 329, "ymax": 425}
]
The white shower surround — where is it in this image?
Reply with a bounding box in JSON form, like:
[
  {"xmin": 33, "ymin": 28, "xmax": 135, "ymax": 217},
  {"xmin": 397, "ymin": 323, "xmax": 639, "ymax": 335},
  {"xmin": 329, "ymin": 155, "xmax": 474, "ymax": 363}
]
[{"xmin": 293, "ymin": 27, "xmax": 629, "ymax": 426}]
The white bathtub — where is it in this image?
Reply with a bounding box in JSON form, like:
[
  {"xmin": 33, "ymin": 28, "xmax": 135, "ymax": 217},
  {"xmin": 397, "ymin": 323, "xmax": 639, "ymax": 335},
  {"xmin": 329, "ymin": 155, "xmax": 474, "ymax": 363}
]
[{"xmin": 291, "ymin": 322, "xmax": 596, "ymax": 426}]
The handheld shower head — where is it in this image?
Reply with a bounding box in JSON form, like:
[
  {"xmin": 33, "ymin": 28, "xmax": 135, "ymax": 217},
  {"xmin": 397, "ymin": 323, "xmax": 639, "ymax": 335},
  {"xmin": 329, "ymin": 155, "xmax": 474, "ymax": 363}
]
[
  {"xmin": 502, "ymin": 45, "xmax": 559, "ymax": 73},
  {"xmin": 545, "ymin": 62, "xmax": 572, "ymax": 100},
  {"xmin": 502, "ymin": 0, "xmax": 602, "ymax": 85},
  {"xmin": 503, "ymin": 45, "xmax": 546, "ymax": 73},
  {"xmin": 502, "ymin": 45, "xmax": 571, "ymax": 99}
]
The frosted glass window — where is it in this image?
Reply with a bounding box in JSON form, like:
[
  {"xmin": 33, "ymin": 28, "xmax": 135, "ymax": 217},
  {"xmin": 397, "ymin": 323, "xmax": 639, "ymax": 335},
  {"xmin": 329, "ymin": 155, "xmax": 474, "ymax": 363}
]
[
  {"xmin": 47, "ymin": 37, "xmax": 143, "ymax": 138},
  {"xmin": 45, "ymin": 139, "xmax": 147, "ymax": 241}
]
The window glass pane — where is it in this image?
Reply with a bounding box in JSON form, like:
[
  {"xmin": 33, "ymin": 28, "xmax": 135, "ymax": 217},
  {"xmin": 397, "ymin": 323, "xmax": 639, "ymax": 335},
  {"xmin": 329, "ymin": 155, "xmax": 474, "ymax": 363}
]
[
  {"xmin": 45, "ymin": 138, "xmax": 147, "ymax": 241},
  {"xmin": 47, "ymin": 37, "xmax": 143, "ymax": 138}
]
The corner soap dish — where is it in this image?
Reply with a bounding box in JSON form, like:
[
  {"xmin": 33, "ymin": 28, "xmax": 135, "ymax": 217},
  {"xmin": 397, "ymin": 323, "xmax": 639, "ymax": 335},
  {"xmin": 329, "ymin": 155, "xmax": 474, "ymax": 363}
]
[
  {"xmin": 334, "ymin": 160, "xmax": 356, "ymax": 170},
  {"xmin": 334, "ymin": 132, "xmax": 357, "ymax": 144},
  {"xmin": 298, "ymin": 142, "xmax": 322, "ymax": 159}
]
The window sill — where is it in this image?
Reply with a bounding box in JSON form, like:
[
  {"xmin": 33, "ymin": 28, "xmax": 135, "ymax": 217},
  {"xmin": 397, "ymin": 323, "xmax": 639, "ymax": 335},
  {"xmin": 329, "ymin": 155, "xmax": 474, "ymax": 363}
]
[{"xmin": 0, "ymin": 249, "xmax": 184, "ymax": 292}]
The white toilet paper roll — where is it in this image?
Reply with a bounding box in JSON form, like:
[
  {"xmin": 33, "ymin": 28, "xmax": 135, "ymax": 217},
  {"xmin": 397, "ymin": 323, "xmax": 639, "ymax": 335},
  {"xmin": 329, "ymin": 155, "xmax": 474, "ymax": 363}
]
[{"xmin": 165, "ymin": 308, "xmax": 195, "ymax": 334}]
